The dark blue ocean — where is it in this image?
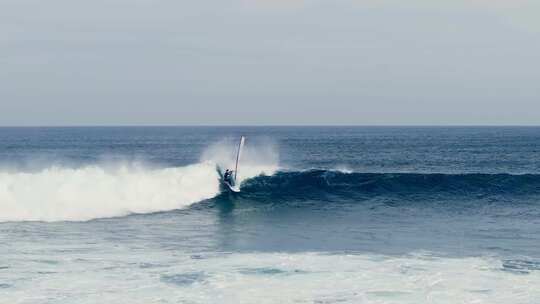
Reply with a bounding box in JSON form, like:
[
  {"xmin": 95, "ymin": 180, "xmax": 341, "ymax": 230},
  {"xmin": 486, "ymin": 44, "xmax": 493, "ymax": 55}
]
[{"xmin": 1, "ymin": 127, "xmax": 539, "ymax": 303}]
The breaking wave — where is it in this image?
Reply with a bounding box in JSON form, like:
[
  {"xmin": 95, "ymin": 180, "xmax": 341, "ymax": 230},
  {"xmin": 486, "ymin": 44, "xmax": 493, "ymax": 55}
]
[
  {"xmin": 0, "ymin": 163, "xmax": 221, "ymax": 222},
  {"xmin": 3, "ymin": 164, "xmax": 539, "ymax": 222},
  {"xmin": 0, "ymin": 137, "xmax": 280, "ymax": 222}
]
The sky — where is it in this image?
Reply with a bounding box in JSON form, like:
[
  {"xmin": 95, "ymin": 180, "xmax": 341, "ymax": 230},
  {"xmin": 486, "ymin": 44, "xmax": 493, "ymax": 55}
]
[{"xmin": 1, "ymin": 0, "xmax": 539, "ymax": 126}]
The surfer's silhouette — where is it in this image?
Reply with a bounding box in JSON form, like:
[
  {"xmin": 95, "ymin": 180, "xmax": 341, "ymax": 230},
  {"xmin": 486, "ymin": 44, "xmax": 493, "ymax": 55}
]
[{"xmin": 224, "ymin": 169, "xmax": 234, "ymax": 184}]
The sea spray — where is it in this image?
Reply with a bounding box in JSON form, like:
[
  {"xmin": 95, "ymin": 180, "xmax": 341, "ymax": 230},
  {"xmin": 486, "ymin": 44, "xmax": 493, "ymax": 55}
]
[{"xmin": 200, "ymin": 137, "xmax": 279, "ymax": 185}]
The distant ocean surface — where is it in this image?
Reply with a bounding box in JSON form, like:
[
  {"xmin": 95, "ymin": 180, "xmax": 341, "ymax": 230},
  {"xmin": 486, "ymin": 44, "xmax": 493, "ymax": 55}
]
[{"xmin": 1, "ymin": 126, "xmax": 539, "ymax": 303}]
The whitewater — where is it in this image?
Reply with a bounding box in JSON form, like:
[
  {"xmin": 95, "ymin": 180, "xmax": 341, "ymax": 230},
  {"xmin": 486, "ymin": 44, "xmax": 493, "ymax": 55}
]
[{"xmin": 0, "ymin": 163, "xmax": 221, "ymax": 222}]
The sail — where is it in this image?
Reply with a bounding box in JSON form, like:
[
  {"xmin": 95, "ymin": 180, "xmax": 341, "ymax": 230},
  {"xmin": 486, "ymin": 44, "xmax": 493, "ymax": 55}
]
[{"xmin": 234, "ymin": 136, "xmax": 245, "ymax": 181}]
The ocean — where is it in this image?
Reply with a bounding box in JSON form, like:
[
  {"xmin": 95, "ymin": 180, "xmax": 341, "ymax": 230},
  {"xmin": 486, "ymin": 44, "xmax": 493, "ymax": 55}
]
[{"xmin": 1, "ymin": 126, "xmax": 539, "ymax": 303}]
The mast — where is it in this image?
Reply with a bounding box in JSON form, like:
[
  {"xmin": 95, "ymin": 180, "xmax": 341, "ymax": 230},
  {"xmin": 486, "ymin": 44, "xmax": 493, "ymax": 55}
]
[{"xmin": 234, "ymin": 136, "xmax": 245, "ymax": 181}]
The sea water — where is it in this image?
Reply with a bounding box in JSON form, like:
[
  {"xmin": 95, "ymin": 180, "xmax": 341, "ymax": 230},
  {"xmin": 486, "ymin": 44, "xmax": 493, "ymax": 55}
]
[{"xmin": 1, "ymin": 126, "xmax": 539, "ymax": 303}]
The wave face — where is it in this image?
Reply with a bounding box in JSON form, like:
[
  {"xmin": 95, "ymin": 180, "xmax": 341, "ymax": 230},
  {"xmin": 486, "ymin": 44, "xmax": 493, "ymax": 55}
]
[
  {"xmin": 0, "ymin": 163, "xmax": 221, "ymax": 222},
  {"xmin": 240, "ymin": 170, "xmax": 540, "ymax": 202}
]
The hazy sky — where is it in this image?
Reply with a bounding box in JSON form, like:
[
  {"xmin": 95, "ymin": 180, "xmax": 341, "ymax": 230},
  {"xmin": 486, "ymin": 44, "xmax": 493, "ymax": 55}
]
[{"xmin": 1, "ymin": 0, "xmax": 539, "ymax": 125}]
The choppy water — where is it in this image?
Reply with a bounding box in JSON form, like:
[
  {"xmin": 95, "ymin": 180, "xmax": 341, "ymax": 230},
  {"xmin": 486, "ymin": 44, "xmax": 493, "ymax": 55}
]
[{"xmin": 1, "ymin": 127, "xmax": 539, "ymax": 303}]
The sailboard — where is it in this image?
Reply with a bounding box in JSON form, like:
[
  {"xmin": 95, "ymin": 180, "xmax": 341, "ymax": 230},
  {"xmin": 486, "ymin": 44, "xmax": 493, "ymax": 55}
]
[{"xmin": 222, "ymin": 136, "xmax": 245, "ymax": 193}]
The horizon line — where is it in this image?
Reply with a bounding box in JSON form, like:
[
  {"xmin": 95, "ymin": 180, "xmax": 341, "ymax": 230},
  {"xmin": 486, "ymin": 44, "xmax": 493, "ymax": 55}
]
[{"xmin": 1, "ymin": 124, "xmax": 540, "ymax": 128}]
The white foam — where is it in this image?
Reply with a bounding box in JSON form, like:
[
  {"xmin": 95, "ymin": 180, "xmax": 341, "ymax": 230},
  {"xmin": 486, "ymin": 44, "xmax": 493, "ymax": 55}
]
[
  {"xmin": 333, "ymin": 165, "xmax": 354, "ymax": 174},
  {"xmin": 4, "ymin": 251, "xmax": 539, "ymax": 303},
  {"xmin": 175, "ymin": 252, "xmax": 540, "ymax": 303},
  {"xmin": 0, "ymin": 162, "xmax": 221, "ymax": 222}
]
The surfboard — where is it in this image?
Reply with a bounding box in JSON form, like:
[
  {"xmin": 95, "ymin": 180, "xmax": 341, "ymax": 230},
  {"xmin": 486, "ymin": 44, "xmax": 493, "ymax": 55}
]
[{"xmin": 224, "ymin": 181, "xmax": 241, "ymax": 193}]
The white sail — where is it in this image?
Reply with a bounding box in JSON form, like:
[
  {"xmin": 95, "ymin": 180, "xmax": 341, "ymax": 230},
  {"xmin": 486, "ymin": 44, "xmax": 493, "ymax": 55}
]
[{"xmin": 234, "ymin": 136, "xmax": 245, "ymax": 181}]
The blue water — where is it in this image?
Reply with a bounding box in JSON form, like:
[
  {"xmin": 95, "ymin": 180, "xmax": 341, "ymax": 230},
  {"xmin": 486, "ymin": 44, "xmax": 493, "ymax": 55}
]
[
  {"xmin": 1, "ymin": 127, "xmax": 539, "ymax": 303},
  {"xmin": 3, "ymin": 126, "xmax": 540, "ymax": 173}
]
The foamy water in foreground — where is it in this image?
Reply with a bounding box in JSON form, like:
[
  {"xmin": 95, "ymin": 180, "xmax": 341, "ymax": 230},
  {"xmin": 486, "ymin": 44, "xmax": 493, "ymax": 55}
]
[{"xmin": 3, "ymin": 250, "xmax": 539, "ymax": 303}]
